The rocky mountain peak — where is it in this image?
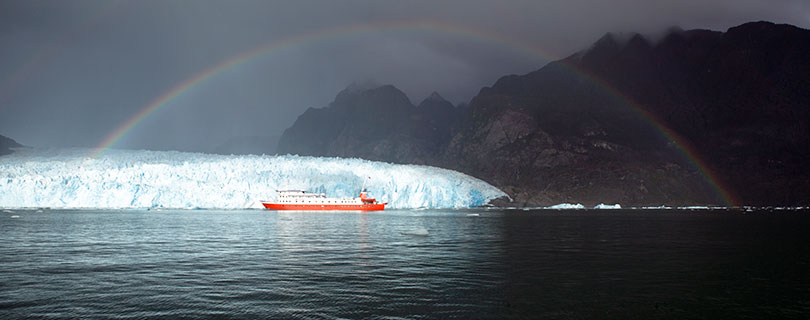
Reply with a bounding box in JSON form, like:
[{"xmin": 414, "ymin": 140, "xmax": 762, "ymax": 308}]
[
  {"xmin": 417, "ymin": 92, "xmax": 453, "ymax": 109},
  {"xmin": 424, "ymin": 91, "xmax": 446, "ymax": 102},
  {"xmin": 0, "ymin": 134, "xmax": 23, "ymax": 156},
  {"xmin": 331, "ymin": 83, "xmax": 413, "ymax": 114},
  {"xmin": 624, "ymin": 33, "xmax": 651, "ymax": 52},
  {"xmin": 334, "ymin": 80, "xmax": 382, "ymax": 103},
  {"xmin": 278, "ymin": 21, "xmax": 810, "ymax": 206},
  {"xmin": 724, "ymin": 21, "xmax": 809, "ymax": 50},
  {"xmin": 591, "ymin": 32, "xmax": 621, "ymax": 51},
  {"xmin": 343, "ymin": 80, "xmax": 380, "ymax": 94},
  {"xmin": 415, "ymin": 91, "xmax": 458, "ymax": 136}
]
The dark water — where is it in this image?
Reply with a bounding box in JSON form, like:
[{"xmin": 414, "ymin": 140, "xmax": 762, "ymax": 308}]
[{"xmin": 1, "ymin": 209, "xmax": 809, "ymax": 319}]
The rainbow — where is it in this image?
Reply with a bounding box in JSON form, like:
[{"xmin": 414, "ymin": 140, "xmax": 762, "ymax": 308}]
[
  {"xmin": 91, "ymin": 20, "xmax": 737, "ymax": 206},
  {"xmin": 90, "ymin": 20, "xmax": 553, "ymax": 158},
  {"xmin": 555, "ymin": 63, "xmax": 738, "ymax": 206}
]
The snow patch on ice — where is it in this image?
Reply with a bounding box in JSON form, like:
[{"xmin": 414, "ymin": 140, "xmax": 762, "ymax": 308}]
[{"xmin": 0, "ymin": 148, "xmax": 505, "ymax": 209}]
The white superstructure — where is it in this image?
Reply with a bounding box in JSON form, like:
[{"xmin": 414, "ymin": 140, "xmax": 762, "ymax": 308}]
[{"xmin": 275, "ymin": 190, "xmax": 364, "ymax": 205}]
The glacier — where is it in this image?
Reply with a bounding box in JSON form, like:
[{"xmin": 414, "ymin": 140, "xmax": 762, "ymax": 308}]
[{"xmin": 0, "ymin": 148, "xmax": 506, "ymax": 209}]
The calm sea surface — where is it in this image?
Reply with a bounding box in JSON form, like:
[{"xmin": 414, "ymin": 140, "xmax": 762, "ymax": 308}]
[{"xmin": 1, "ymin": 209, "xmax": 808, "ymax": 319}]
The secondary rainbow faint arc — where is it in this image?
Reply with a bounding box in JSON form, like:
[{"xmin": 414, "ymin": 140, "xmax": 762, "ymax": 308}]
[{"xmin": 92, "ymin": 20, "xmax": 737, "ymax": 206}]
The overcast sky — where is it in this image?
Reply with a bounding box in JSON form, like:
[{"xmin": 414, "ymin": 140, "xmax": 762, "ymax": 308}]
[{"xmin": 1, "ymin": 0, "xmax": 807, "ymax": 151}]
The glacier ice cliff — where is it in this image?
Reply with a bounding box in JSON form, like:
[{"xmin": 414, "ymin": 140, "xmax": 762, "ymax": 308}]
[{"xmin": 0, "ymin": 149, "xmax": 505, "ymax": 209}]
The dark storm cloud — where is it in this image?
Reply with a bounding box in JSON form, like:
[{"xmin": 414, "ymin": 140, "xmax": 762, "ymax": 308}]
[{"xmin": 0, "ymin": 0, "xmax": 806, "ymax": 151}]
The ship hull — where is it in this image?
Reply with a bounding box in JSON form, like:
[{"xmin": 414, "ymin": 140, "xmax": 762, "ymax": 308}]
[{"xmin": 262, "ymin": 202, "xmax": 386, "ymax": 211}]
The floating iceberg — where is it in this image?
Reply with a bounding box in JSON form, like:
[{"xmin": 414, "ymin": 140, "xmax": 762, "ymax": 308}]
[
  {"xmin": 594, "ymin": 203, "xmax": 621, "ymax": 209},
  {"xmin": 640, "ymin": 205, "xmax": 672, "ymax": 209},
  {"xmin": 0, "ymin": 148, "xmax": 505, "ymax": 209},
  {"xmin": 678, "ymin": 206, "xmax": 711, "ymax": 210},
  {"xmin": 548, "ymin": 203, "xmax": 585, "ymax": 209}
]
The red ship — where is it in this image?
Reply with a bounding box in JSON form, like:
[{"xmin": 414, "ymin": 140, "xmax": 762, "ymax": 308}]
[{"xmin": 261, "ymin": 190, "xmax": 387, "ymax": 211}]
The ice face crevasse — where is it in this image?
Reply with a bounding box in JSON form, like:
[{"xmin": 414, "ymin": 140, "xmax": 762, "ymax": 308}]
[{"xmin": 0, "ymin": 148, "xmax": 506, "ymax": 209}]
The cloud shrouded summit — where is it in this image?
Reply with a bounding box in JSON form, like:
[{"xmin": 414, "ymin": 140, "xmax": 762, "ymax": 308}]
[{"xmin": 0, "ymin": 0, "xmax": 807, "ymax": 151}]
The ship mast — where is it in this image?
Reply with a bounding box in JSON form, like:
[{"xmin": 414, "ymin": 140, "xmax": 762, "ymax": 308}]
[{"xmin": 360, "ymin": 176, "xmax": 370, "ymax": 193}]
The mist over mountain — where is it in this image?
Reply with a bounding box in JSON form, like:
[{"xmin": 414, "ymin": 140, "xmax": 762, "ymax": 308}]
[
  {"xmin": 5, "ymin": 21, "xmax": 806, "ymax": 206},
  {"xmin": 210, "ymin": 135, "xmax": 279, "ymax": 156},
  {"xmin": 0, "ymin": 134, "xmax": 23, "ymax": 156},
  {"xmin": 277, "ymin": 85, "xmax": 464, "ymax": 165},
  {"xmin": 279, "ymin": 21, "xmax": 810, "ymax": 207}
]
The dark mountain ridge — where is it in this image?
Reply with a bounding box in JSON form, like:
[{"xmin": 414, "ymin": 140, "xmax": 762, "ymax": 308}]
[
  {"xmin": 278, "ymin": 21, "xmax": 810, "ymax": 207},
  {"xmin": 0, "ymin": 134, "xmax": 23, "ymax": 156},
  {"xmin": 277, "ymin": 85, "xmax": 464, "ymax": 165}
]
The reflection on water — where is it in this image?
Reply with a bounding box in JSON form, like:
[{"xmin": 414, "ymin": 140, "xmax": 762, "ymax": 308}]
[{"xmin": 0, "ymin": 209, "xmax": 808, "ymax": 319}]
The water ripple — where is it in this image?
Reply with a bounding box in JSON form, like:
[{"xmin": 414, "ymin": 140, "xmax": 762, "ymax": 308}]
[{"xmin": 1, "ymin": 209, "xmax": 808, "ymax": 319}]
